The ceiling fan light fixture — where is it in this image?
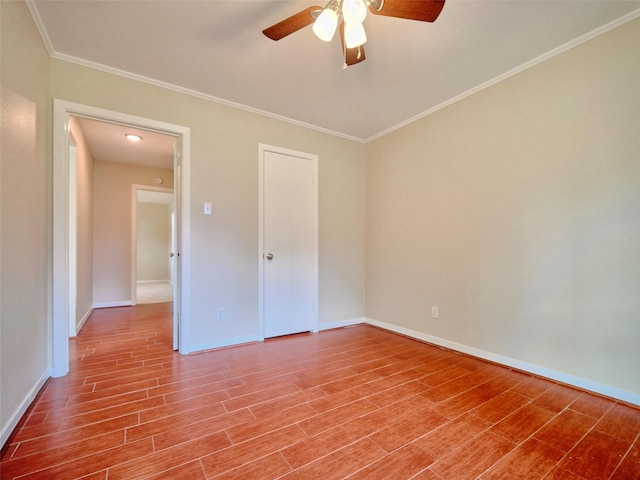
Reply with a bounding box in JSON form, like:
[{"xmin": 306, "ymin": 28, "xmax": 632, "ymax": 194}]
[
  {"xmin": 344, "ymin": 22, "xmax": 367, "ymax": 48},
  {"xmin": 312, "ymin": 6, "xmax": 339, "ymax": 41},
  {"xmin": 263, "ymin": 0, "xmax": 445, "ymax": 67},
  {"xmin": 342, "ymin": 0, "xmax": 367, "ymax": 24}
]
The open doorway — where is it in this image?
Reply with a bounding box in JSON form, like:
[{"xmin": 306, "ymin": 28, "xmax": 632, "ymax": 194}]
[
  {"xmin": 133, "ymin": 187, "xmax": 175, "ymax": 305},
  {"xmin": 53, "ymin": 100, "xmax": 191, "ymax": 377}
]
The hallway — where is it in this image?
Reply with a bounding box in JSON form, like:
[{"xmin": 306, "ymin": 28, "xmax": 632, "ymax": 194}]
[
  {"xmin": 136, "ymin": 281, "xmax": 173, "ymax": 304},
  {"xmin": 1, "ymin": 304, "xmax": 639, "ymax": 479}
]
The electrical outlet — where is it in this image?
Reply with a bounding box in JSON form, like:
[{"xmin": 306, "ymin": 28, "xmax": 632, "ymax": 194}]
[
  {"xmin": 216, "ymin": 308, "xmax": 224, "ymax": 321},
  {"xmin": 431, "ymin": 306, "xmax": 439, "ymax": 319}
]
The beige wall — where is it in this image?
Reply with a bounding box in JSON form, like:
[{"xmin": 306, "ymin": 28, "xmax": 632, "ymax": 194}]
[
  {"xmin": 69, "ymin": 116, "xmax": 94, "ymax": 329},
  {"xmin": 137, "ymin": 202, "xmax": 171, "ymax": 282},
  {"xmin": 93, "ymin": 161, "xmax": 174, "ymax": 304},
  {"xmin": 0, "ymin": 0, "xmax": 51, "ymax": 445},
  {"xmin": 50, "ymin": 59, "xmax": 367, "ymax": 348},
  {"xmin": 366, "ymin": 18, "xmax": 640, "ymax": 395}
]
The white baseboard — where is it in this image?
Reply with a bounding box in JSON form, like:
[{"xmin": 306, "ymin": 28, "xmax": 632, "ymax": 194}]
[
  {"xmin": 317, "ymin": 317, "xmax": 365, "ymax": 332},
  {"xmin": 93, "ymin": 301, "xmax": 133, "ymax": 309},
  {"xmin": 1, "ymin": 368, "xmax": 51, "ymax": 448},
  {"xmin": 187, "ymin": 319, "xmax": 366, "ymax": 353},
  {"xmin": 75, "ymin": 307, "xmax": 94, "ymax": 335},
  {"xmin": 366, "ymin": 317, "xmax": 640, "ymax": 406}
]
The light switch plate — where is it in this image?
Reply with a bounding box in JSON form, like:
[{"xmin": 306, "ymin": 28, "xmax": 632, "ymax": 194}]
[{"xmin": 204, "ymin": 202, "xmax": 212, "ymax": 215}]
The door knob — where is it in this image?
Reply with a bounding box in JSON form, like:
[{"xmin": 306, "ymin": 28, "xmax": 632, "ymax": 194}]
[{"xmin": 265, "ymin": 253, "xmax": 274, "ymax": 260}]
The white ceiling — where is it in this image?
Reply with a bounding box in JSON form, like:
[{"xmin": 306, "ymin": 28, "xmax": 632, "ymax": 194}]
[
  {"xmin": 75, "ymin": 117, "xmax": 175, "ymax": 169},
  {"xmin": 32, "ymin": 0, "xmax": 640, "ymax": 142}
]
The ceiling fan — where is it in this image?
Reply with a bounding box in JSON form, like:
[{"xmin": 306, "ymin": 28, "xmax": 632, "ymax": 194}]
[{"xmin": 263, "ymin": 0, "xmax": 446, "ymax": 68}]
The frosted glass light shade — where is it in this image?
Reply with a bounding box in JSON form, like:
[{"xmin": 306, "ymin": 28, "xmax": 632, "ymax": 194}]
[
  {"xmin": 342, "ymin": 0, "xmax": 367, "ymax": 24},
  {"xmin": 313, "ymin": 8, "xmax": 338, "ymax": 42},
  {"xmin": 344, "ymin": 22, "xmax": 367, "ymax": 48}
]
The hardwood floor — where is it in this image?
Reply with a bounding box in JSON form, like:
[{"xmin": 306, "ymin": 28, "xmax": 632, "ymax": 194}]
[{"xmin": 1, "ymin": 303, "xmax": 639, "ymax": 479}]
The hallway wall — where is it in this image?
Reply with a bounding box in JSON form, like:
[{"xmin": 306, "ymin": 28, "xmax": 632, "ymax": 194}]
[
  {"xmin": 93, "ymin": 160, "xmax": 174, "ymax": 306},
  {"xmin": 68, "ymin": 116, "xmax": 95, "ymax": 333}
]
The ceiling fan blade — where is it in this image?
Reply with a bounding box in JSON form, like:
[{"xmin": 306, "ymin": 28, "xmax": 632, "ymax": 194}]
[
  {"xmin": 369, "ymin": 0, "xmax": 445, "ymax": 22},
  {"xmin": 263, "ymin": 6, "xmax": 322, "ymax": 40},
  {"xmin": 339, "ymin": 22, "xmax": 366, "ymax": 66}
]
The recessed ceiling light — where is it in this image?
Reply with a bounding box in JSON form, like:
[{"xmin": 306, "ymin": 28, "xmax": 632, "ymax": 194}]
[{"xmin": 125, "ymin": 133, "xmax": 143, "ymax": 141}]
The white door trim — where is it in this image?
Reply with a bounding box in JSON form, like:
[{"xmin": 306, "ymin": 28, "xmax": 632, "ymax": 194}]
[
  {"xmin": 52, "ymin": 99, "xmax": 192, "ymax": 377},
  {"xmin": 68, "ymin": 137, "xmax": 78, "ymax": 337},
  {"xmin": 258, "ymin": 143, "xmax": 319, "ymax": 341}
]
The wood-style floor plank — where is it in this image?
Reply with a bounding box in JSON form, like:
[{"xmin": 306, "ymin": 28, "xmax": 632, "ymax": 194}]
[{"xmin": 2, "ymin": 302, "xmax": 639, "ymax": 479}]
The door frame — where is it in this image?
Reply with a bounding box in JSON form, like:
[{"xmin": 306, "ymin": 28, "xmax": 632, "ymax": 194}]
[
  {"xmin": 257, "ymin": 143, "xmax": 319, "ymax": 341},
  {"xmin": 52, "ymin": 99, "xmax": 191, "ymax": 377},
  {"xmin": 67, "ymin": 135, "xmax": 78, "ymax": 337},
  {"xmin": 131, "ymin": 185, "xmax": 174, "ymax": 306}
]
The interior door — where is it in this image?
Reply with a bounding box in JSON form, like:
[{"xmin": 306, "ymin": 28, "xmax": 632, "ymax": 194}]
[{"xmin": 261, "ymin": 148, "xmax": 317, "ymax": 338}]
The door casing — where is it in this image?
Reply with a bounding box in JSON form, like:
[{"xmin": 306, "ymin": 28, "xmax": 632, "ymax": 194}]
[
  {"xmin": 52, "ymin": 99, "xmax": 191, "ymax": 377},
  {"xmin": 68, "ymin": 136, "xmax": 78, "ymax": 337}
]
